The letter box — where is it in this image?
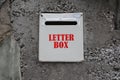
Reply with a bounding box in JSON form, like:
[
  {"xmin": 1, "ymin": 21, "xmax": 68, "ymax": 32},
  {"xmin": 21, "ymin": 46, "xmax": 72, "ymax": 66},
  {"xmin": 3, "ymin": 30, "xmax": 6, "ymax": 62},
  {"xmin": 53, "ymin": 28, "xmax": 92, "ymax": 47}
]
[{"xmin": 39, "ymin": 13, "xmax": 84, "ymax": 62}]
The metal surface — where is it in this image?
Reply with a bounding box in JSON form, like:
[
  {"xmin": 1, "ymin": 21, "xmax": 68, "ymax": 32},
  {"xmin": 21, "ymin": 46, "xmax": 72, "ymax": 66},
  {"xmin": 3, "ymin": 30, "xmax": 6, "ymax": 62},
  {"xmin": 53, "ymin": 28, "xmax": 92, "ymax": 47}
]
[{"xmin": 39, "ymin": 13, "xmax": 84, "ymax": 62}]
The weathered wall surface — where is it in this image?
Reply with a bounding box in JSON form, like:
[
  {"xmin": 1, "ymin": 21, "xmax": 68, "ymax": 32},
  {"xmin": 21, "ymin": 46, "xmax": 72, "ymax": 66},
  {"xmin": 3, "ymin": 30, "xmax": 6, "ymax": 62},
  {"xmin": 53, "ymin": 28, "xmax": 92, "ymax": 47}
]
[
  {"xmin": 0, "ymin": 0, "xmax": 21, "ymax": 80},
  {"xmin": 3, "ymin": 0, "xmax": 119, "ymax": 80}
]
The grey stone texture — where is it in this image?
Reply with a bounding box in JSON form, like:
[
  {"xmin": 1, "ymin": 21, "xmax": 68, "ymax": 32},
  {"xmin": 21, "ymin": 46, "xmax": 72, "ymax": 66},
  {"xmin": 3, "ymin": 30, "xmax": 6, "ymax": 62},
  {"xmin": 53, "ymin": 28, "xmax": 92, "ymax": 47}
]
[
  {"xmin": 9, "ymin": 0, "xmax": 120, "ymax": 80},
  {"xmin": 0, "ymin": 0, "xmax": 11, "ymax": 42},
  {"xmin": 0, "ymin": 0, "xmax": 21, "ymax": 80},
  {"xmin": 0, "ymin": 36, "xmax": 21, "ymax": 80},
  {"xmin": 0, "ymin": 0, "xmax": 5, "ymax": 8}
]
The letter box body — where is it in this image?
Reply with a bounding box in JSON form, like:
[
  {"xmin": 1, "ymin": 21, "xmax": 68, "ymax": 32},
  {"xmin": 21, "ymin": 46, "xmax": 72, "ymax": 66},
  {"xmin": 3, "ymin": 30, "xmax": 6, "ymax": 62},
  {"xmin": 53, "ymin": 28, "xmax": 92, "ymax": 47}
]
[{"xmin": 39, "ymin": 13, "xmax": 84, "ymax": 62}]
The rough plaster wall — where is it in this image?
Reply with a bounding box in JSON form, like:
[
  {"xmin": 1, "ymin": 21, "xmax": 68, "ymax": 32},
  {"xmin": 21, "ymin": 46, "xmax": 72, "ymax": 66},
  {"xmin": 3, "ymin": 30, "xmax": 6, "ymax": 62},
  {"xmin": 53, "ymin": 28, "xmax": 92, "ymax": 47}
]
[
  {"xmin": 11, "ymin": 0, "xmax": 120, "ymax": 80},
  {"xmin": 0, "ymin": 0, "xmax": 21, "ymax": 80},
  {"xmin": 0, "ymin": 36, "xmax": 21, "ymax": 80}
]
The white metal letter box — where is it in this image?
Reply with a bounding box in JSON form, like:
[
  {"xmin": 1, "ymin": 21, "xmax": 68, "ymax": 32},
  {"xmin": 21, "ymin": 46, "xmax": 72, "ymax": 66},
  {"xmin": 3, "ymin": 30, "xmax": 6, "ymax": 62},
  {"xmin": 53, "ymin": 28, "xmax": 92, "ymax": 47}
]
[{"xmin": 39, "ymin": 13, "xmax": 84, "ymax": 62}]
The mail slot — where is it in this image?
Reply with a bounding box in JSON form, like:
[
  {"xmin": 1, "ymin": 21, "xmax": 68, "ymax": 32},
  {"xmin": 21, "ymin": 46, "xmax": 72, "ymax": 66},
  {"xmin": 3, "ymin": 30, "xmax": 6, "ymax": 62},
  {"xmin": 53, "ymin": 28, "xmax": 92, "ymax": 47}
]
[
  {"xmin": 39, "ymin": 13, "xmax": 84, "ymax": 62},
  {"xmin": 45, "ymin": 21, "xmax": 77, "ymax": 25}
]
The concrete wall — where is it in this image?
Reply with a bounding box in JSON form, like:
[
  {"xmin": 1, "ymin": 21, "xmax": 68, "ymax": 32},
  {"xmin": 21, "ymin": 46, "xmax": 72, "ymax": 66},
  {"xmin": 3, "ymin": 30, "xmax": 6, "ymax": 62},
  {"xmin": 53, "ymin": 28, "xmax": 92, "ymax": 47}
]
[
  {"xmin": 1, "ymin": 0, "xmax": 120, "ymax": 80},
  {"xmin": 0, "ymin": 0, "xmax": 21, "ymax": 80}
]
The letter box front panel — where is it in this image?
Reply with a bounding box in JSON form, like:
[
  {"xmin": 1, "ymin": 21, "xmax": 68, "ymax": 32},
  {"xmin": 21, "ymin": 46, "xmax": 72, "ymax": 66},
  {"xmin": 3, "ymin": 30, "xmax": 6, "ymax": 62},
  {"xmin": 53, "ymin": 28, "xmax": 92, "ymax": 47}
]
[{"xmin": 39, "ymin": 13, "xmax": 83, "ymax": 62}]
